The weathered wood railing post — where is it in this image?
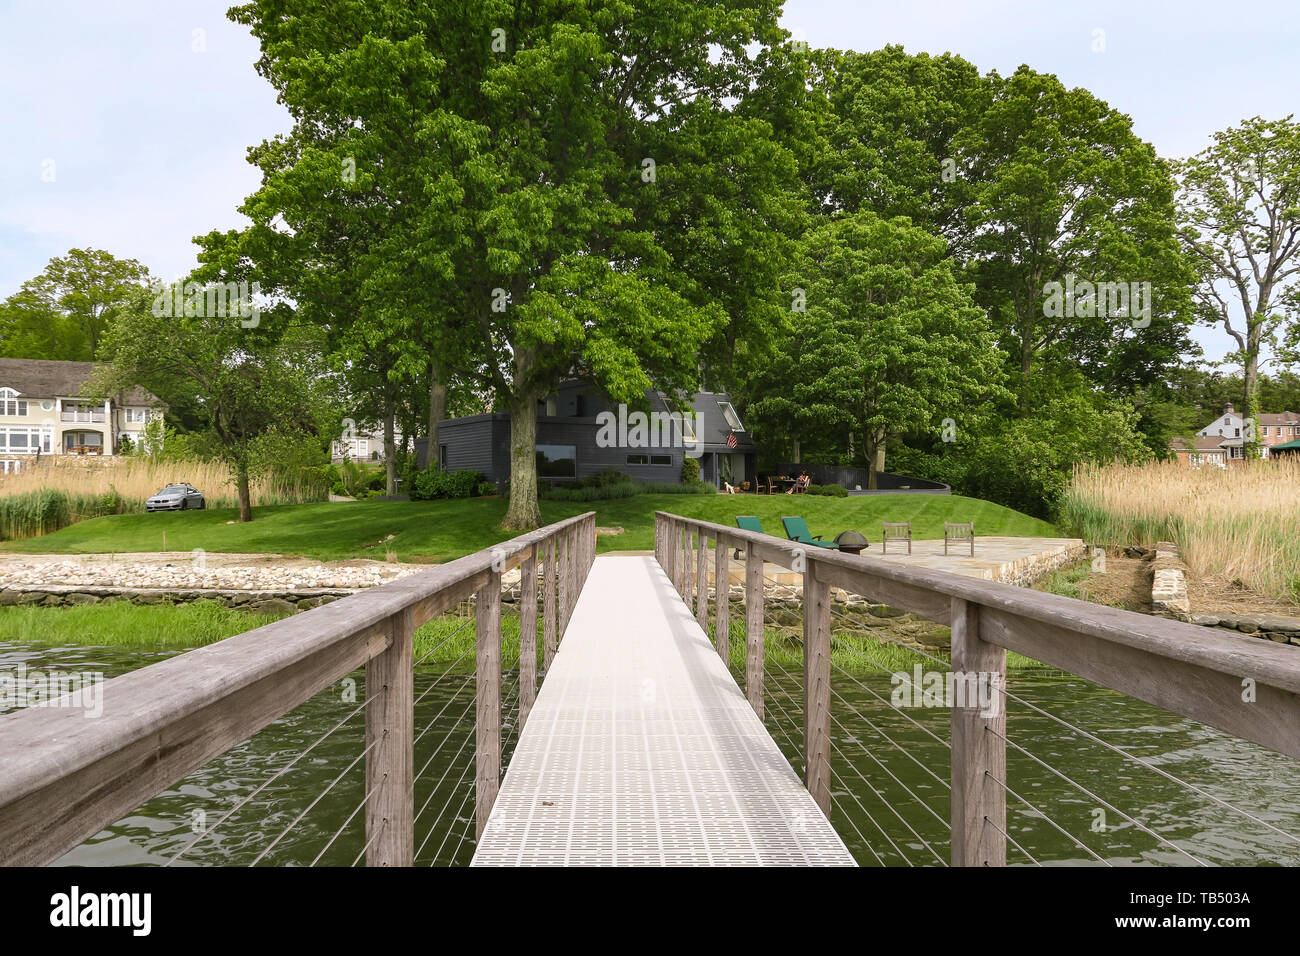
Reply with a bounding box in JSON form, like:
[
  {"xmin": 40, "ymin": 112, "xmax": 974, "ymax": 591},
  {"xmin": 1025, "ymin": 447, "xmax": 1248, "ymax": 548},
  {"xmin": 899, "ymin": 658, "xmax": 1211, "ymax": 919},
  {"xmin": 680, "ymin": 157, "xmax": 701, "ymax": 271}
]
[
  {"xmin": 543, "ymin": 536, "xmax": 557, "ymax": 670},
  {"xmin": 559, "ymin": 526, "xmax": 573, "ymax": 634},
  {"xmin": 745, "ymin": 542, "xmax": 764, "ymax": 719},
  {"xmin": 475, "ymin": 568, "xmax": 502, "ymax": 840},
  {"xmin": 682, "ymin": 526, "xmax": 694, "ymax": 606},
  {"xmin": 714, "ymin": 536, "xmax": 729, "ymax": 664},
  {"xmin": 950, "ymin": 598, "xmax": 1007, "ymax": 867},
  {"xmin": 519, "ymin": 547, "xmax": 538, "ymax": 728},
  {"xmin": 803, "ymin": 559, "xmax": 832, "ymax": 817},
  {"xmin": 695, "ymin": 530, "xmax": 709, "ymax": 628},
  {"xmin": 365, "ymin": 606, "xmax": 414, "ymax": 866}
]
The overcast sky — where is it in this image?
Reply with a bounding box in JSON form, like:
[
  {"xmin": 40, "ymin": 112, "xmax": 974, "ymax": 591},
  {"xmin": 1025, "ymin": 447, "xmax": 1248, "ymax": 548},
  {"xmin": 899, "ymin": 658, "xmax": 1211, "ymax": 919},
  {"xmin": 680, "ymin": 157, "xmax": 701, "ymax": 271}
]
[{"xmin": 2, "ymin": 0, "xmax": 1296, "ymax": 363}]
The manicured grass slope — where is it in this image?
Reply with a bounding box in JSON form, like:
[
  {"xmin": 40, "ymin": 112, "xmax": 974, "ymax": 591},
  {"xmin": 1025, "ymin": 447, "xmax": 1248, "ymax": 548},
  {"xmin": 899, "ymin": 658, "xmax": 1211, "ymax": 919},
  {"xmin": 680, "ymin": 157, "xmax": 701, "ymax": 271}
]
[{"xmin": 0, "ymin": 493, "xmax": 1057, "ymax": 561}]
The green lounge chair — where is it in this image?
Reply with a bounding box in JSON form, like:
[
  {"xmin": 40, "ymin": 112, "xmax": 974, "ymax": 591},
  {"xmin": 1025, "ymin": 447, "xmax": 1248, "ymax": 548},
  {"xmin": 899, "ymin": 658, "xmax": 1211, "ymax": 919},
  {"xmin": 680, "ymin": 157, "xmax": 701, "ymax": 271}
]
[
  {"xmin": 734, "ymin": 515, "xmax": 766, "ymax": 557},
  {"xmin": 781, "ymin": 516, "xmax": 840, "ymax": 549}
]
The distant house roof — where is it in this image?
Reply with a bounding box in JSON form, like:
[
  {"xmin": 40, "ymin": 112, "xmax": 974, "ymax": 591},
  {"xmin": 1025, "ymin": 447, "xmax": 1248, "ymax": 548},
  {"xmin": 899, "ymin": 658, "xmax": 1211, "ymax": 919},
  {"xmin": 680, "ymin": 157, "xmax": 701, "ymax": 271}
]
[
  {"xmin": 1259, "ymin": 411, "xmax": 1300, "ymax": 425},
  {"xmin": 0, "ymin": 358, "xmax": 159, "ymax": 405},
  {"xmin": 1170, "ymin": 435, "xmax": 1230, "ymax": 452}
]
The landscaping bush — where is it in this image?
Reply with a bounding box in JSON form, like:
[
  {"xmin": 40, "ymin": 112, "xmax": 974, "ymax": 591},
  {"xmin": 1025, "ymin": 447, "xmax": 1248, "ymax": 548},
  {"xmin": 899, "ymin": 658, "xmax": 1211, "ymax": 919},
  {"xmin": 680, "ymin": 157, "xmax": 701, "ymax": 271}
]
[
  {"xmin": 541, "ymin": 482, "xmax": 640, "ymax": 502},
  {"xmin": 539, "ymin": 480, "xmax": 715, "ymax": 501},
  {"xmin": 410, "ymin": 468, "xmax": 489, "ymax": 501},
  {"xmin": 807, "ymin": 483, "xmax": 849, "ymax": 497},
  {"xmin": 681, "ymin": 457, "xmax": 700, "ymax": 484},
  {"xmin": 651, "ymin": 481, "xmax": 716, "ymax": 495}
]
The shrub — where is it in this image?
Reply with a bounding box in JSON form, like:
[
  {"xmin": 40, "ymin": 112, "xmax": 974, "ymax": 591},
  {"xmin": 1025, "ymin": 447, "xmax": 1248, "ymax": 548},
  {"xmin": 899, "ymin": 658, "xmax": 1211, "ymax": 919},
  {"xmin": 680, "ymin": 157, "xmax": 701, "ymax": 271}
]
[
  {"xmin": 410, "ymin": 468, "xmax": 488, "ymax": 500},
  {"xmin": 681, "ymin": 457, "xmax": 700, "ymax": 484},
  {"xmin": 807, "ymin": 483, "xmax": 849, "ymax": 497},
  {"xmin": 541, "ymin": 482, "xmax": 639, "ymax": 502},
  {"xmin": 539, "ymin": 480, "xmax": 715, "ymax": 501}
]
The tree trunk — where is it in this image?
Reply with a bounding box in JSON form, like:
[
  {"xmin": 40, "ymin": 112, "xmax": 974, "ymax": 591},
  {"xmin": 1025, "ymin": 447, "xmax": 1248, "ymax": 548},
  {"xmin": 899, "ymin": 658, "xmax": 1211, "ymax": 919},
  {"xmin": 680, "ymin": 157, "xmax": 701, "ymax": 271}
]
[
  {"xmin": 236, "ymin": 462, "xmax": 252, "ymax": 522},
  {"xmin": 428, "ymin": 360, "xmax": 447, "ymax": 471},
  {"xmin": 502, "ymin": 388, "xmax": 541, "ymax": 530},
  {"xmin": 383, "ymin": 405, "xmax": 397, "ymax": 495},
  {"xmin": 1244, "ymin": 322, "xmax": 1263, "ymax": 458},
  {"xmin": 1019, "ymin": 326, "xmax": 1035, "ymax": 414},
  {"xmin": 867, "ymin": 429, "xmax": 886, "ymax": 490}
]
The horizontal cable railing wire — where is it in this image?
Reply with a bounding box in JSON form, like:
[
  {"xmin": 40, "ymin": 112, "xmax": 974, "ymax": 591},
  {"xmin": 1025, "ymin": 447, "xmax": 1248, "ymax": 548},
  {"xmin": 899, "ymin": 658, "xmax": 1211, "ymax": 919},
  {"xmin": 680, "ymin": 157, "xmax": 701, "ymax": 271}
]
[
  {"xmin": 0, "ymin": 511, "xmax": 597, "ymax": 868},
  {"xmin": 662, "ymin": 511, "xmax": 1300, "ymax": 868}
]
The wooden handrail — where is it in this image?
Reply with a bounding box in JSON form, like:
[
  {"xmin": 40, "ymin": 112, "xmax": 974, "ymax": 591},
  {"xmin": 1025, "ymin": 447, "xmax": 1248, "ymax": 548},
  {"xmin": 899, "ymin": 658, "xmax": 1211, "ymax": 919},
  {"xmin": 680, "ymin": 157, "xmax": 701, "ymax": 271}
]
[
  {"xmin": 0, "ymin": 511, "xmax": 597, "ymax": 867},
  {"xmin": 655, "ymin": 511, "xmax": 1300, "ymax": 867}
]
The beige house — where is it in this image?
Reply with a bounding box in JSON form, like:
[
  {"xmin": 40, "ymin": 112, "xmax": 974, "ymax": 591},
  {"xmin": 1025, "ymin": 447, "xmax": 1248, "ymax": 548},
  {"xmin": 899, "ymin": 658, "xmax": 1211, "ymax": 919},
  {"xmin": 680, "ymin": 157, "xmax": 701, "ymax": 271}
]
[{"xmin": 0, "ymin": 358, "xmax": 162, "ymax": 473}]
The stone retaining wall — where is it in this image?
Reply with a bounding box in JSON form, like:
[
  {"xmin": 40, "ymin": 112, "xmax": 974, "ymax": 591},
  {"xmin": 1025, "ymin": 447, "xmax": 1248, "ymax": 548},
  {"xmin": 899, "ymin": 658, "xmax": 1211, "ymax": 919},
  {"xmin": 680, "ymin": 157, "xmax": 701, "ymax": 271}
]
[{"xmin": 0, "ymin": 585, "xmax": 352, "ymax": 615}]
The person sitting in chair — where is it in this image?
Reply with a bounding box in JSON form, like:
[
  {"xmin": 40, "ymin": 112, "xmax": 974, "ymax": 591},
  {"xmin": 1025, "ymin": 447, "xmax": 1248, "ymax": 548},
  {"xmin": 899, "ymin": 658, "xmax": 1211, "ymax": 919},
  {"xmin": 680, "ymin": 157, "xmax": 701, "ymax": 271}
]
[{"xmin": 786, "ymin": 472, "xmax": 811, "ymax": 494}]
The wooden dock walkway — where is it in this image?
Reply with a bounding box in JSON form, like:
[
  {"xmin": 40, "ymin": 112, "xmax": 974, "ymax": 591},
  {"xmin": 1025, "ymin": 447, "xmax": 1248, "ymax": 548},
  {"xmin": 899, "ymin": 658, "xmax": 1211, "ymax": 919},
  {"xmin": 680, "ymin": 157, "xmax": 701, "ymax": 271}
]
[{"xmin": 472, "ymin": 555, "xmax": 855, "ymax": 866}]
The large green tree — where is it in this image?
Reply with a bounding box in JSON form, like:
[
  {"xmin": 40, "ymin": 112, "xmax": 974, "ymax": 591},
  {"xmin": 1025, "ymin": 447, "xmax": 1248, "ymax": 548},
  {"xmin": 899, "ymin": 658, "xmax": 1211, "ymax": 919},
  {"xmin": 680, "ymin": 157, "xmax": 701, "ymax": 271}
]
[
  {"xmin": 1177, "ymin": 115, "xmax": 1300, "ymax": 454},
  {"xmin": 961, "ymin": 67, "xmax": 1195, "ymax": 408},
  {"xmin": 93, "ymin": 277, "xmax": 330, "ymax": 522},
  {"xmin": 230, "ymin": 0, "xmax": 791, "ymax": 529},
  {"xmin": 0, "ymin": 248, "xmax": 151, "ymax": 361},
  {"xmin": 749, "ymin": 211, "xmax": 1008, "ymax": 486},
  {"xmin": 805, "ymin": 54, "xmax": 1195, "ymax": 409}
]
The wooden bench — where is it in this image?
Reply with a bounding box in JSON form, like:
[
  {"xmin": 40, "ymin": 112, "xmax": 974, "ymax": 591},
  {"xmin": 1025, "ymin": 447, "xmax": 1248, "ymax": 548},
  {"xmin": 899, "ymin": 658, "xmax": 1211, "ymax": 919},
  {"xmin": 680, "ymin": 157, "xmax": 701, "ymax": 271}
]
[
  {"xmin": 881, "ymin": 522, "xmax": 912, "ymax": 555},
  {"xmin": 945, "ymin": 521, "xmax": 975, "ymax": 556}
]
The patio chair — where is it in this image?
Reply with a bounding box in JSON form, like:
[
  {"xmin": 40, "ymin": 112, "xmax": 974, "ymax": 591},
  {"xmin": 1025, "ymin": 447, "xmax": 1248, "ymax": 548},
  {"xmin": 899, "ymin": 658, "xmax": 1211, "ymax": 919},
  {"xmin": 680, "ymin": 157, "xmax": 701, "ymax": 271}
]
[
  {"xmin": 882, "ymin": 521, "xmax": 912, "ymax": 555},
  {"xmin": 781, "ymin": 516, "xmax": 840, "ymax": 549},
  {"xmin": 766, "ymin": 477, "xmax": 777, "ymax": 495},
  {"xmin": 734, "ymin": 515, "xmax": 765, "ymax": 557},
  {"xmin": 944, "ymin": 521, "xmax": 975, "ymax": 556}
]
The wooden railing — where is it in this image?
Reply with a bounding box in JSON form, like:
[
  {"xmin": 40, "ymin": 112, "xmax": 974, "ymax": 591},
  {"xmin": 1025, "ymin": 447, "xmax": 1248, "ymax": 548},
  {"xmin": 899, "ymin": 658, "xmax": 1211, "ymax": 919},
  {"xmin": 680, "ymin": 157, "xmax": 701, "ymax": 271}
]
[
  {"xmin": 0, "ymin": 511, "xmax": 597, "ymax": 867},
  {"xmin": 655, "ymin": 511, "xmax": 1300, "ymax": 867}
]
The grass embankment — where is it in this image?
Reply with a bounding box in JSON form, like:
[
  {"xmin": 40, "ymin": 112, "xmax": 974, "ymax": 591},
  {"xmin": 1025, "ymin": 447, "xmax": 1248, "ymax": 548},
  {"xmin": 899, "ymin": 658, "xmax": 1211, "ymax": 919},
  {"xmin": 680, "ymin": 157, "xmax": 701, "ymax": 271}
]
[
  {"xmin": 1, "ymin": 493, "xmax": 1058, "ymax": 562},
  {"xmin": 1061, "ymin": 460, "xmax": 1300, "ymax": 601},
  {"xmin": 1, "ymin": 598, "xmax": 1052, "ymax": 675},
  {"xmin": 0, "ymin": 459, "xmax": 326, "ymax": 540}
]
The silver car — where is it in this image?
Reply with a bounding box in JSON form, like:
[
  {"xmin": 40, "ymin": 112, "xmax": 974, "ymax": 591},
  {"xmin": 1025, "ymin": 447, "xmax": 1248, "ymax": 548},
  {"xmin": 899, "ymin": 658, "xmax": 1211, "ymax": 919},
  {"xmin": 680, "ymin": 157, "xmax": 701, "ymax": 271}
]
[{"xmin": 146, "ymin": 483, "xmax": 206, "ymax": 512}]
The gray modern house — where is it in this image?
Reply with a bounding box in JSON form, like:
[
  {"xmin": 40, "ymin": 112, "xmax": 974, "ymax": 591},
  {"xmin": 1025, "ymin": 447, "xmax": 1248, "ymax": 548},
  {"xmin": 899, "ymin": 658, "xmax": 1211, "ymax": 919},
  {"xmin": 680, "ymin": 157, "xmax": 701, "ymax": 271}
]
[{"xmin": 414, "ymin": 381, "xmax": 757, "ymax": 490}]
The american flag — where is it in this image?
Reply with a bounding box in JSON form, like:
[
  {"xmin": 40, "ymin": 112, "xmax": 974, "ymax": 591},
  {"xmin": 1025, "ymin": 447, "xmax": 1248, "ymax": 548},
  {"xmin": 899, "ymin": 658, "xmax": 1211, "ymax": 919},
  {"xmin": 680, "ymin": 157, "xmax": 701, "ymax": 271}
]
[{"xmin": 725, "ymin": 433, "xmax": 738, "ymax": 448}]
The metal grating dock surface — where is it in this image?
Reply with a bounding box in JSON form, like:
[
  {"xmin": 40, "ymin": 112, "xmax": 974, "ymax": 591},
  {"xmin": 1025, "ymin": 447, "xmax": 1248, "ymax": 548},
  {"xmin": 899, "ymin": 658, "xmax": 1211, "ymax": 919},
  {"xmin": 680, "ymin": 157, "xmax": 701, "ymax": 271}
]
[{"xmin": 472, "ymin": 555, "xmax": 856, "ymax": 866}]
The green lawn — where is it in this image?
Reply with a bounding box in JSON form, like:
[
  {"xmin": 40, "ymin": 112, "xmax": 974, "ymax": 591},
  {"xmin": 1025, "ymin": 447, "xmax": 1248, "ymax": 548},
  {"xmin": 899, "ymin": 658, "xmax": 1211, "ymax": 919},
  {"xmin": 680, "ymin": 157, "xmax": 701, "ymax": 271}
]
[{"xmin": 0, "ymin": 493, "xmax": 1057, "ymax": 562}]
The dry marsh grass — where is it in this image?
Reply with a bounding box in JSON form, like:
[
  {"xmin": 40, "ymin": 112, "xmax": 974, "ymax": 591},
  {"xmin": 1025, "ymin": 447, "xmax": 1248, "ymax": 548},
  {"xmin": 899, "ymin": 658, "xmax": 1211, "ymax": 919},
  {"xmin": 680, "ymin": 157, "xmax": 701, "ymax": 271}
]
[
  {"xmin": 0, "ymin": 459, "xmax": 326, "ymax": 540},
  {"xmin": 1062, "ymin": 459, "xmax": 1300, "ymax": 602}
]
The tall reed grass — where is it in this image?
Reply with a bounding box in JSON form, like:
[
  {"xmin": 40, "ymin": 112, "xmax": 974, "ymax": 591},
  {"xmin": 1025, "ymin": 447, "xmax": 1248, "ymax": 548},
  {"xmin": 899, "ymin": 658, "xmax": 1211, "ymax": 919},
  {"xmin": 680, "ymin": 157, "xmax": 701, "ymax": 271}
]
[
  {"xmin": 0, "ymin": 458, "xmax": 327, "ymax": 540},
  {"xmin": 1061, "ymin": 459, "xmax": 1300, "ymax": 601}
]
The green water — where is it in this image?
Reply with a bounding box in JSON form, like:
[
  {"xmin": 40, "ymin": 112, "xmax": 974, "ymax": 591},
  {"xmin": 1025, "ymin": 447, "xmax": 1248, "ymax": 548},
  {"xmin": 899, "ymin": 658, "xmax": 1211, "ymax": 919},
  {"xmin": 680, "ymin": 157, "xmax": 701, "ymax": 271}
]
[{"xmin": 4, "ymin": 640, "xmax": 1298, "ymax": 867}]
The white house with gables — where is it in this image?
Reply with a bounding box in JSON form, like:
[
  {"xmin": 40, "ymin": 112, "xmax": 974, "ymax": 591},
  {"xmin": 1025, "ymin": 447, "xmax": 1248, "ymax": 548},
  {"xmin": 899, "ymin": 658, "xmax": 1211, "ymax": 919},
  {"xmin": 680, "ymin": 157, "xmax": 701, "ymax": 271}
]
[{"xmin": 0, "ymin": 358, "xmax": 163, "ymax": 473}]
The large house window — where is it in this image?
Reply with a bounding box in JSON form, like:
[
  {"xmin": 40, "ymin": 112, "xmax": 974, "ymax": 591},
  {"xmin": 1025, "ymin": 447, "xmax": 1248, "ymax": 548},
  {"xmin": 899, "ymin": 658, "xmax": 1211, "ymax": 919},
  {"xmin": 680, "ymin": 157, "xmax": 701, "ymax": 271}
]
[
  {"xmin": 125, "ymin": 408, "xmax": 149, "ymax": 424},
  {"xmin": 0, "ymin": 389, "xmax": 28, "ymax": 417},
  {"xmin": 0, "ymin": 427, "xmax": 51, "ymax": 453},
  {"xmin": 717, "ymin": 401, "xmax": 744, "ymax": 431},
  {"xmin": 537, "ymin": 444, "xmax": 577, "ymax": 478}
]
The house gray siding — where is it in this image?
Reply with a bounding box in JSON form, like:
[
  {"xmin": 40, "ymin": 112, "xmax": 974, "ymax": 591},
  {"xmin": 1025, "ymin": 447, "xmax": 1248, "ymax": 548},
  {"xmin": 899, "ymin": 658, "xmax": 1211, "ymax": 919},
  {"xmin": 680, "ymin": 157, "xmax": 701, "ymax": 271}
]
[
  {"xmin": 418, "ymin": 385, "xmax": 755, "ymax": 489},
  {"xmin": 423, "ymin": 416, "xmax": 505, "ymax": 481}
]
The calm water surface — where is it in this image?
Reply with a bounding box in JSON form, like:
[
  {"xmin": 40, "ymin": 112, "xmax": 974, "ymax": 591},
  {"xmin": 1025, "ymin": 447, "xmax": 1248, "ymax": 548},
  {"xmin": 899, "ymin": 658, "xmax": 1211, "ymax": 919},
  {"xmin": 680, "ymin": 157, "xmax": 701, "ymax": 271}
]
[{"xmin": 4, "ymin": 641, "xmax": 1297, "ymax": 866}]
